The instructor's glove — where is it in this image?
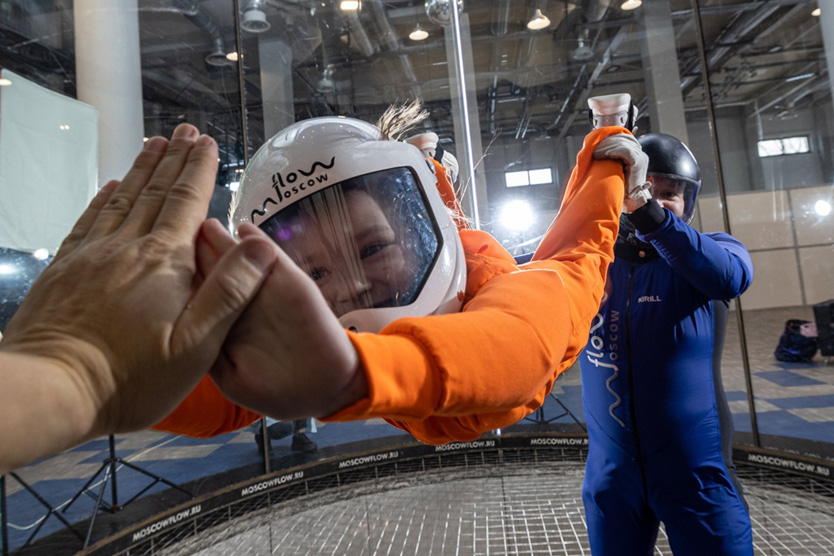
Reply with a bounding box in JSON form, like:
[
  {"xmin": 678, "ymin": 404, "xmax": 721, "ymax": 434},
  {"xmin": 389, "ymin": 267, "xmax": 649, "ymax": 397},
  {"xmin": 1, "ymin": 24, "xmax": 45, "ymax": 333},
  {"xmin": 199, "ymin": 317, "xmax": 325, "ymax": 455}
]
[{"xmin": 593, "ymin": 133, "xmax": 651, "ymax": 213}]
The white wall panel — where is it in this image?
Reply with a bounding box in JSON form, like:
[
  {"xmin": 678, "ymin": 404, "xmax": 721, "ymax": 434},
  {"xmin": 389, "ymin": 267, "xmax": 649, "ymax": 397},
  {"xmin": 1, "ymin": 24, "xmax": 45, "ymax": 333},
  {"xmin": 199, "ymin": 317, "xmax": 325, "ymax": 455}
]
[{"xmin": 0, "ymin": 70, "xmax": 97, "ymax": 253}]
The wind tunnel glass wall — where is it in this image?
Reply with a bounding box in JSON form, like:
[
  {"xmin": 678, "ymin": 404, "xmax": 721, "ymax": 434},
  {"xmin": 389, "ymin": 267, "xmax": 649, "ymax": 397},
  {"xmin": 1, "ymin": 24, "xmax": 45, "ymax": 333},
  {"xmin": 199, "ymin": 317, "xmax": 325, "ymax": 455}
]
[
  {"xmin": 236, "ymin": 0, "xmax": 831, "ymax": 465},
  {"xmin": 697, "ymin": 0, "xmax": 834, "ymax": 458},
  {"xmin": 1, "ymin": 0, "xmax": 834, "ymax": 553}
]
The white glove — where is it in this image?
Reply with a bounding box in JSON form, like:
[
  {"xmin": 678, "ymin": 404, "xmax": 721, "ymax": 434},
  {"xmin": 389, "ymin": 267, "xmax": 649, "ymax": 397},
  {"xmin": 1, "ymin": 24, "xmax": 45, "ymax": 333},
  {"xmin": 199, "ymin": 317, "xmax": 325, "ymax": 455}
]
[{"xmin": 593, "ymin": 133, "xmax": 651, "ymax": 213}]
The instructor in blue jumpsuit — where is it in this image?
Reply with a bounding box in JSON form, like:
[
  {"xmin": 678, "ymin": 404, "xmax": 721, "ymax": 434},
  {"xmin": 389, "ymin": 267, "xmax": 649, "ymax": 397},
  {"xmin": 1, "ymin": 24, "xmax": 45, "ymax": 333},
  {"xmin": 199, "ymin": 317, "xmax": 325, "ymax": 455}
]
[{"xmin": 580, "ymin": 133, "xmax": 754, "ymax": 555}]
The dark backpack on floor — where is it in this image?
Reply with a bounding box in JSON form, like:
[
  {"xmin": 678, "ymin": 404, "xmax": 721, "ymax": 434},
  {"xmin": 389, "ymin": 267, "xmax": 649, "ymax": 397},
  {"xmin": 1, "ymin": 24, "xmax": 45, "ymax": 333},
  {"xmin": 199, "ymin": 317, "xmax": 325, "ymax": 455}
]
[{"xmin": 774, "ymin": 319, "xmax": 818, "ymax": 363}]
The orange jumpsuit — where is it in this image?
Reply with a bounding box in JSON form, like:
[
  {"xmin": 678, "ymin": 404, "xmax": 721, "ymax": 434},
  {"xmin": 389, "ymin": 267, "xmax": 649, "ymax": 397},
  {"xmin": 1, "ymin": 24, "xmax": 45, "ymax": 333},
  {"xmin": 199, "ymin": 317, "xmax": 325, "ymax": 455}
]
[{"xmin": 153, "ymin": 127, "xmax": 626, "ymax": 445}]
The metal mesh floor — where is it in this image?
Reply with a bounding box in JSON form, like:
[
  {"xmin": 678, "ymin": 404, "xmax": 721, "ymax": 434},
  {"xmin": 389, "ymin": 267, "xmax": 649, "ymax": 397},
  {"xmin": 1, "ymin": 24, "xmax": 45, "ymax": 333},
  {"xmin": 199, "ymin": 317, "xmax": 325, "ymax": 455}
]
[{"xmin": 154, "ymin": 462, "xmax": 834, "ymax": 556}]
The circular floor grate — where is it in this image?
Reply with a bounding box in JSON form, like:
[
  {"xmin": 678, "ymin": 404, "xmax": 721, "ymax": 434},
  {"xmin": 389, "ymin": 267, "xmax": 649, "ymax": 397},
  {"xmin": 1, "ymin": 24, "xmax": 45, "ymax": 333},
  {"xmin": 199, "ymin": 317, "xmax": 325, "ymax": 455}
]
[{"xmin": 154, "ymin": 461, "xmax": 834, "ymax": 556}]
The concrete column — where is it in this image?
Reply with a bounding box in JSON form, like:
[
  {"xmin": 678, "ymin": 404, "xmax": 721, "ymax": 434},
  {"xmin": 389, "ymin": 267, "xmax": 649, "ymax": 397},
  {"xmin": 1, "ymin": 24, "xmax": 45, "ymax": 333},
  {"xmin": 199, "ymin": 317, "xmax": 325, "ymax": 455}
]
[
  {"xmin": 821, "ymin": 0, "xmax": 834, "ymax": 111},
  {"xmin": 446, "ymin": 11, "xmax": 487, "ymax": 228},
  {"xmin": 74, "ymin": 0, "xmax": 144, "ymax": 184},
  {"xmin": 258, "ymin": 37, "xmax": 295, "ymax": 138},
  {"xmin": 637, "ymin": 0, "xmax": 689, "ymax": 143},
  {"xmin": 818, "ymin": 0, "xmax": 834, "ymax": 183}
]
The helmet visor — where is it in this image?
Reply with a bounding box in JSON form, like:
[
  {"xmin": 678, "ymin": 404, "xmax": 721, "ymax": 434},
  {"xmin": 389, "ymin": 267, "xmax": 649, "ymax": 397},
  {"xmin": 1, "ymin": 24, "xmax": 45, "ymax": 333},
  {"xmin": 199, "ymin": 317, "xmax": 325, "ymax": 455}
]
[
  {"xmin": 646, "ymin": 173, "xmax": 700, "ymax": 222},
  {"xmin": 259, "ymin": 167, "xmax": 441, "ymax": 318}
]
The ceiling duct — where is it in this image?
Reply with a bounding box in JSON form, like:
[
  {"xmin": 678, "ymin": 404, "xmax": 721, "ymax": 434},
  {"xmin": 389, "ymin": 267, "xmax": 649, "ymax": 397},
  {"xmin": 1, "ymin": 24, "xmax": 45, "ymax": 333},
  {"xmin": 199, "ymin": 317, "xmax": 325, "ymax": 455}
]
[
  {"xmin": 342, "ymin": 10, "xmax": 376, "ymax": 58},
  {"xmin": 172, "ymin": 0, "xmax": 233, "ymax": 67},
  {"xmin": 486, "ymin": 0, "xmax": 513, "ymax": 134},
  {"xmin": 490, "ymin": 0, "xmax": 511, "ymax": 37},
  {"xmin": 681, "ymin": 3, "xmax": 781, "ymax": 93},
  {"xmin": 365, "ymin": 0, "xmax": 421, "ymax": 98},
  {"xmin": 584, "ymin": 0, "xmax": 612, "ymax": 23}
]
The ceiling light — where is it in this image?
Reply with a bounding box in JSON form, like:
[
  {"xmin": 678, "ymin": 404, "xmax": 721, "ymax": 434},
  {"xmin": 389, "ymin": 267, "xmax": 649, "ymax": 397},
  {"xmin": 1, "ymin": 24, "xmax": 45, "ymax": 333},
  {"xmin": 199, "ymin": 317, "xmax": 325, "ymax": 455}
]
[
  {"xmin": 205, "ymin": 46, "xmax": 234, "ymax": 67},
  {"xmin": 0, "ymin": 78, "xmax": 11, "ymax": 86},
  {"xmin": 317, "ymin": 64, "xmax": 336, "ymax": 94},
  {"xmin": 815, "ymin": 200, "xmax": 831, "ymax": 216},
  {"xmin": 226, "ymin": 51, "xmax": 239, "ymax": 62},
  {"xmin": 527, "ymin": 8, "xmax": 551, "ymax": 30},
  {"xmin": 811, "ymin": 7, "xmax": 821, "ymax": 16},
  {"xmin": 241, "ymin": 1, "xmax": 270, "ymax": 32},
  {"xmin": 33, "ymin": 248, "xmax": 49, "ymax": 260},
  {"xmin": 340, "ymin": 0, "xmax": 360, "ymax": 10},
  {"xmin": 620, "ymin": 0, "xmax": 642, "ymax": 10},
  {"xmin": 409, "ymin": 23, "xmax": 428, "ymax": 41},
  {"xmin": 571, "ymin": 30, "xmax": 594, "ymax": 61}
]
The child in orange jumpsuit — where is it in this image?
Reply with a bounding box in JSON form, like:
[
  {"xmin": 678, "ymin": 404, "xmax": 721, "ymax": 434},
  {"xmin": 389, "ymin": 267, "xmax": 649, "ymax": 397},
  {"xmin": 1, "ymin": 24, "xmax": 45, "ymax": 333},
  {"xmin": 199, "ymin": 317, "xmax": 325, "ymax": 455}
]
[{"xmin": 153, "ymin": 103, "xmax": 639, "ymax": 445}]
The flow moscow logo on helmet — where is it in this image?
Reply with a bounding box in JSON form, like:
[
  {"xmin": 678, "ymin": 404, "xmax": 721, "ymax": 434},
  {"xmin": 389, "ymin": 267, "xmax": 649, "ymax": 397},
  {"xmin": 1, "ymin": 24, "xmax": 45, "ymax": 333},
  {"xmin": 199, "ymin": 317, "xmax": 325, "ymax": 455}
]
[{"xmin": 250, "ymin": 156, "xmax": 337, "ymax": 223}]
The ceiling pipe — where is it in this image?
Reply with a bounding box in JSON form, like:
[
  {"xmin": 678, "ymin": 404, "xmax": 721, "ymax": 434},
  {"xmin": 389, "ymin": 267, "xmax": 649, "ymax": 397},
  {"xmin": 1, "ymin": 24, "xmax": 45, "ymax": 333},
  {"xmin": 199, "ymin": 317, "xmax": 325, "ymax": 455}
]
[
  {"xmin": 491, "ymin": 0, "xmax": 511, "ymax": 36},
  {"xmin": 509, "ymin": 0, "xmax": 612, "ymax": 140},
  {"xmin": 172, "ymin": 0, "xmax": 232, "ymax": 67},
  {"xmin": 584, "ymin": 0, "xmax": 612, "ymax": 23},
  {"xmin": 680, "ymin": 3, "xmax": 781, "ymax": 94},
  {"xmin": 751, "ymin": 71, "xmax": 829, "ymax": 116},
  {"xmin": 786, "ymin": 79, "xmax": 829, "ymax": 108},
  {"xmin": 510, "ymin": 0, "xmax": 554, "ymax": 140},
  {"xmin": 364, "ymin": 0, "xmax": 422, "ymax": 99},
  {"xmin": 342, "ymin": 10, "xmax": 377, "ymax": 58},
  {"xmin": 549, "ymin": 28, "xmax": 628, "ymax": 142},
  {"xmin": 486, "ymin": 0, "xmax": 512, "ymax": 134}
]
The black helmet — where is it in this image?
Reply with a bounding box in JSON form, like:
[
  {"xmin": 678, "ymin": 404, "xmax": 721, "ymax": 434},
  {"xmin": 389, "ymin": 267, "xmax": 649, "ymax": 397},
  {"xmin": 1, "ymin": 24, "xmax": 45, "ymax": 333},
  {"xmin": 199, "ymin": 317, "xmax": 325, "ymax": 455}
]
[{"xmin": 637, "ymin": 133, "xmax": 701, "ymax": 223}]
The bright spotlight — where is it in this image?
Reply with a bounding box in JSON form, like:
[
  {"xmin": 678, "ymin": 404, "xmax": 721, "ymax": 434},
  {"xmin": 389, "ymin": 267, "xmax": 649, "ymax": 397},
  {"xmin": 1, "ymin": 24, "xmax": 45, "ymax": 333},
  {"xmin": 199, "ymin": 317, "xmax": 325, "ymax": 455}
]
[
  {"xmin": 620, "ymin": 0, "xmax": 642, "ymax": 10},
  {"xmin": 498, "ymin": 200, "xmax": 535, "ymax": 232},
  {"xmin": 814, "ymin": 199, "xmax": 831, "ymax": 216},
  {"xmin": 33, "ymin": 248, "xmax": 49, "ymax": 260},
  {"xmin": 811, "ymin": 7, "xmax": 821, "ymax": 16},
  {"xmin": 0, "ymin": 264, "xmax": 16, "ymax": 276}
]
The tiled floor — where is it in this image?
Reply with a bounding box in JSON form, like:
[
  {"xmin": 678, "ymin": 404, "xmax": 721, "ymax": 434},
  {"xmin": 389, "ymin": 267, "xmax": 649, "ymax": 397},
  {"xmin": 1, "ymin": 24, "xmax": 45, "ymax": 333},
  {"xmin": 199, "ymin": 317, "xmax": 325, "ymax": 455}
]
[
  {"xmin": 4, "ymin": 305, "xmax": 834, "ymax": 554},
  {"xmin": 723, "ymin": 305, "xmax": 834, "ymax": 453}
]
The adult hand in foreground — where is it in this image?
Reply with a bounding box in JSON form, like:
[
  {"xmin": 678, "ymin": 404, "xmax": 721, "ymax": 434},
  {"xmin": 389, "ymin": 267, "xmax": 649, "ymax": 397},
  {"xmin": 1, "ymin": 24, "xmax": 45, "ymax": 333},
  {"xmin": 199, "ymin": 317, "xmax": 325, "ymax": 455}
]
[
  {"xmin": 195, "ymin": 219, "xmax": 367, "ymax": 421},
  {"xmin": 0, "ymin": 123, "xmax": 277, "ymax": 474}
]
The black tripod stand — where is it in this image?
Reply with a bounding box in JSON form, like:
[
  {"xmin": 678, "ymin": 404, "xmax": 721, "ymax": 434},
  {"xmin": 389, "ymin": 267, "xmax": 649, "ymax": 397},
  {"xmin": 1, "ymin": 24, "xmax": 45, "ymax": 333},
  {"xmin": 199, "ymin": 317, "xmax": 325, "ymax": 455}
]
[
  {"xmin": 3, "ymin": 472, "xmax": 85, "ymax": 551},
  {"xmin": 61, "ymin": 435, "xmax": 192, "ymax": 548},
  {"xmin": 524, "ymin": 392, "xmax": 586, "ymax": 430}
]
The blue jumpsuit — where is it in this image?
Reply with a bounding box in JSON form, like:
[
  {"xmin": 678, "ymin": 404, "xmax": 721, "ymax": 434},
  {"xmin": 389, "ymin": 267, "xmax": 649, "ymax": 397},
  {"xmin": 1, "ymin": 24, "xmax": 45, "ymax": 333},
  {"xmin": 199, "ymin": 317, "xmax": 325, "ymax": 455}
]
[{"xmin": 580, "ymin": 200, "xmax": 754, "ymax": 556}]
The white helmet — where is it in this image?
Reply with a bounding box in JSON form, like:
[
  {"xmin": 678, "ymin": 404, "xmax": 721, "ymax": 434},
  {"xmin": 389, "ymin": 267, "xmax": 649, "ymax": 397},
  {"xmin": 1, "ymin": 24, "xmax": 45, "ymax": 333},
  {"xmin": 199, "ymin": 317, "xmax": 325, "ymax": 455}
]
[{"xmin": 232, "ymin": 116, "xmax": 466, "ymax": 333}]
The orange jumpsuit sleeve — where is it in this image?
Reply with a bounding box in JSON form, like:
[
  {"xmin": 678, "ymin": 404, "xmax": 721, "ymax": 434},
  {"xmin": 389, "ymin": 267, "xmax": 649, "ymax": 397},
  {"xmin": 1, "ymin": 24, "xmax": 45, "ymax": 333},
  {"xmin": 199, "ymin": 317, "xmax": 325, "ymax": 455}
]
[
  {"xmin": 151, "ymin": 377, "xmax": 260, "ymax": 437},
  {"xmin": 323, "ymin": 127, "xmax": 627, "ymax": 444}
]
